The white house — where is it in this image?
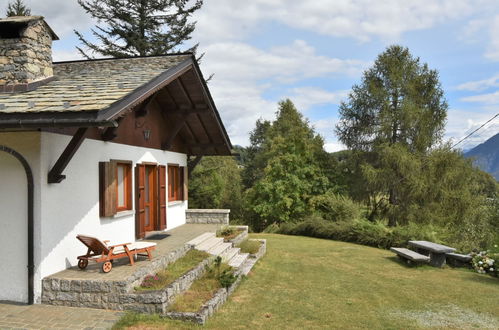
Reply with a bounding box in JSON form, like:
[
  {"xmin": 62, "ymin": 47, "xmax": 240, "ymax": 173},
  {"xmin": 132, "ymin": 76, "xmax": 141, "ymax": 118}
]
[{"xmin": 0, "ymin": 16, "xmax": 232, "ymax": 304}]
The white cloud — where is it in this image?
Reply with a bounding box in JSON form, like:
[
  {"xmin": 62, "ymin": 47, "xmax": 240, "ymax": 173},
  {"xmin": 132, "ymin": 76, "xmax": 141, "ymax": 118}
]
[
  {"xmin": 289, "ymin": 87, "xmax": 349, "ymax": 111},
  {"xmin": 24, "ymin": 0, "xmax": 95, "ymax": 38},
  {"xmin": 445, "ymin": 108, "xmax": 499, "ymax": 150},
  {"xmin": 200, "ymin": 40, "xmax": 367, "ymax": 146},
  {"xmin": 324, "ymin": 142, "xmax": 347, "ymax": 153},
  {"xmin": 485, "ymin": 15, "xmax": 499, "ymax": 61},
  {"xmin": 456, "ymin": 74, "xmax": 499, "ymax": 91},
  {"xmin": 461, "ymin": 91, "xmax": 499, "ymax": 104},
  {"xmin": 194, "ymin": 0, "xmax": 479, "ymax": 44}
]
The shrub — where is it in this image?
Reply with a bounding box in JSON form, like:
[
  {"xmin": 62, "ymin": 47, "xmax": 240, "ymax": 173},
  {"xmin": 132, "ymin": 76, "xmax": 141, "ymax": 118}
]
[
  {"xmin": 309, "ymin": 192, "xmax": 360, "ymax": 222},
  {"xmin": 238, "ymin": 239, "xmax": 261, "ymax": 254},
  {"xmin": 275, "ymin": 217, "xmax": 449, "ymax": 250}
]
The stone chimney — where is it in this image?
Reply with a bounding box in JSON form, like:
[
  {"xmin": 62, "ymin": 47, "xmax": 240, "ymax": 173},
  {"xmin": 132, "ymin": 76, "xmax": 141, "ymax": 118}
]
[{"xmin": 0, "ymin": 16, "xmax": 59, "ymax": 93}]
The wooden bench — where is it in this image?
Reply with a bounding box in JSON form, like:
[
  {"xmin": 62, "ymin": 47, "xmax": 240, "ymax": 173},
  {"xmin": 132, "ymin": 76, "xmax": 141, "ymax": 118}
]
[
  {"xmin": 446, "ymin": 252, "xmax": 472, "ymax": 268},
  {"xmin": 390, "ymin": 247, "xmax": 430, "ymax": 265}
]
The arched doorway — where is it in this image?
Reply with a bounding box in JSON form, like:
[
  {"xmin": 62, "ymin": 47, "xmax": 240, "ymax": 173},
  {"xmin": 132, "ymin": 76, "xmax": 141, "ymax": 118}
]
[{"xmin": 0, "ymin": 145, "xmax": 34, "ymax": 304}]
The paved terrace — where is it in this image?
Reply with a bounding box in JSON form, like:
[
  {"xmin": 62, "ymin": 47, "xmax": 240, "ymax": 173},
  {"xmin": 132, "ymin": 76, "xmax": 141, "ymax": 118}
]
[
  {"xmin": 41, "ymin": 223, "xmax": 221, "ymax": 310},
  {"xmin": 47, "ymin": 223, "xmax": 220, "ymax": 282}
]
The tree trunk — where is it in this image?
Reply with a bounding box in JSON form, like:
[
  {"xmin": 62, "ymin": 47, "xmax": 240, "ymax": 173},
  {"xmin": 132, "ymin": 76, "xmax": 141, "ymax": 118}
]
[{"xmin": 387, "ymin": 187, "xmax": 397, "ymax": 227}]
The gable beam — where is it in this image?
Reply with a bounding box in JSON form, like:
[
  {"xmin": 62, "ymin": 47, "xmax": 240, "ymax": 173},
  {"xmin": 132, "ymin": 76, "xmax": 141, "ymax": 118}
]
[
  {"xmin": 48, "ymin": 127, "xmax": 88, "ymax": 184},
  {"xmin": 162, "ymin": 113, "xmax": 188, "ymax": 150},
  {"xmin": 187, "ymin": 155, "xmax": 203, "ymax": 178}
]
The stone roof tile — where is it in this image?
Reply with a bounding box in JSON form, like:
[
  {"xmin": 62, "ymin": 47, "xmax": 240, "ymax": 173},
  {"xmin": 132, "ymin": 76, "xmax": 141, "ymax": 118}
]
[{"xmin": 0, "ymin": 55, "xmax": 190, "ymax": 114}]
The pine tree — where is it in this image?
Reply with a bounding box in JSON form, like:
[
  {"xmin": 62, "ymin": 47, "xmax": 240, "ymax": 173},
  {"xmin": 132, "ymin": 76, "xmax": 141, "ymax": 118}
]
[
  {"xmin": 74, "ymin": 0, "xmax": 203, "ymax": 58},
  {"xmin": 6, "ymin": 0, "xmax": 31, "ymax": 16},
  {"xmin": 336, "ymin": 45, "xmax": 448, "ymax": 226}
]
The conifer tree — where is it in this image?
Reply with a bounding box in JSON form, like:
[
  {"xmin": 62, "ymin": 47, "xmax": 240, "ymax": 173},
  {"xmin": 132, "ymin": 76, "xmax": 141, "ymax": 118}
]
[
  {"xmin": 6, "ymin": 0, "xmax": 31, "ymax": 16},
  {"xmin": 74, "ymin": 0, "xmax": 202, "ymax": 58}
]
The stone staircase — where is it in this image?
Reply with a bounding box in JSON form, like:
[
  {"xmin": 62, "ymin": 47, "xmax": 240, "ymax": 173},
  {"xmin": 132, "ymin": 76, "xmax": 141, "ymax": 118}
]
[{"xmin": 187, "ymin": 232, "xmax": 249, "ymax": 268}]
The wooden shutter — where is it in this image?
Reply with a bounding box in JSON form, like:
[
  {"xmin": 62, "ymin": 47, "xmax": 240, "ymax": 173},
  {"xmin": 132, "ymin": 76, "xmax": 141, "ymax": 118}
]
[
  {"xmin": 99, "ymin": 161, "xmax": 117, "ymax": 217},
  {"xmin": 158, "ymin": 165, "xmax": 167, "ymax": 230},
  {"xmin": 135, "ymin": 164, "xmax": 146, "ymax": 239},
  {"xmin": 181, "ymin": 166, "xmax": 188, "ymax": 201}
]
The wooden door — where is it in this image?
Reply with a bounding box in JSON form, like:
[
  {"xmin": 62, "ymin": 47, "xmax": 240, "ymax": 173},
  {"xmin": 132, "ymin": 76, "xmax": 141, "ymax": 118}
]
[
  {"xmin": 158, "ymin": 165, "xmax": 167, "ymax": 230},
  {"xmin": 135, "ymin": 164, "xmax": 146, "ymax": 239},
  {"xmin": 143, "ymin": 165, "xmax": 156, "ymax": 232}
]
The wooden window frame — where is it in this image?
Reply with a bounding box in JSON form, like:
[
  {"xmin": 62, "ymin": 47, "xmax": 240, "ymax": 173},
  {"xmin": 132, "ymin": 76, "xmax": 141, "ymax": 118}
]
[
  {"xmin": 168, "ymin": 164, "xmax": 187, "ymax": 202},
  {"xmin": 115, "ymin": 161, "xmax": 132, "ymax": 212}
]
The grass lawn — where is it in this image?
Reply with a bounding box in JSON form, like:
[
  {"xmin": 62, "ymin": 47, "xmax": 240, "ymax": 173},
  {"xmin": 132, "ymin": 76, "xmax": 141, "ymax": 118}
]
[{"xmin": 114, "ymin": 234, "xmax": 499, "ymax": 329}]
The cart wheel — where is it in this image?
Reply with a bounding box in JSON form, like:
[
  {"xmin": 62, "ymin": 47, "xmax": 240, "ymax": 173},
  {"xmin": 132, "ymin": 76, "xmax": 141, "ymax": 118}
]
[
  {"xmin": 102, "ymin": 261, "xmax": 112, "ymax": 273},
  {"xmin": 78, "ymin": 259, "xmax": 88, "ymax": 270}
]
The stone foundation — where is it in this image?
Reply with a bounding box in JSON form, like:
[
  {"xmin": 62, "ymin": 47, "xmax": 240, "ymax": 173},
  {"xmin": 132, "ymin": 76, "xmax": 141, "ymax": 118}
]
[
  {"xmin": 186, "ymin": 209, "xmax": 230, "ymax": 225},
  {"xmin": 42, "ymin": 244, "xmax": 192, "ymax": 310}
]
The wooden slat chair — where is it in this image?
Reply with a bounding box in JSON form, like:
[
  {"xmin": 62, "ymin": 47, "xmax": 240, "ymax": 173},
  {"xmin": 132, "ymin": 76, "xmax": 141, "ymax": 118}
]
[{"xmin": 76, "ymin": 235, "xmax": 156, "ymax": 273}]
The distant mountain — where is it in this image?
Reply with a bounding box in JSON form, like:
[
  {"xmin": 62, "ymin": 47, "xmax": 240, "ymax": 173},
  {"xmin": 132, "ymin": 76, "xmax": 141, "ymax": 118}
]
[{"xmin": 465, "ymin": 132, "xmax": 499, "ymax": 180}]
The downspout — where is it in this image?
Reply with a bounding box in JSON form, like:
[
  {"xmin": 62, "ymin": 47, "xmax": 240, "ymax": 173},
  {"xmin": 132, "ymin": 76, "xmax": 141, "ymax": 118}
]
[{"xmin": 0, "ymin": 145, "xmax": 34, "ymax": 304}]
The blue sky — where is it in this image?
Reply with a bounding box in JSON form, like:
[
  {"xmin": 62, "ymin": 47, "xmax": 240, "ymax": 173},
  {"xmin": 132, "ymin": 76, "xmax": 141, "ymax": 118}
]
[{"xmin": 20, "ymin": 0, "xmax": 499, "ymax": 151}]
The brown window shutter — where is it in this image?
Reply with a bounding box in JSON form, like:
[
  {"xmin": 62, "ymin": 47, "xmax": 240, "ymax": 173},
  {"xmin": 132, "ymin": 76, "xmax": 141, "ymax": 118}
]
[
  {"xmin": 158, "ymin": 165, "xmax": 167, "ymax": 230},
  {"xmin": 99, "ymin": 161, "xmax": 117, "ymax": 217},
  {"xmin": 135, "ymin": 164, "xmax": 146, "ymax": 239},
  {"xmin": 181, "ymin": 166, "xmax": 188, "ymax": 201}
]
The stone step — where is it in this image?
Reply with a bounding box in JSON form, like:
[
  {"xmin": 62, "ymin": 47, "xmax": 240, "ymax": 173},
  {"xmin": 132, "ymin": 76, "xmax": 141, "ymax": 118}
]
[
  {"xmin": 186, "ymin": 232, "xmax": 216, "ymax": 247},
  {"xmin": 228, "ymin": 253, "xmax": 249, "ymax": 269},
  {"xmin": 208, "ymin": 242, "xmax": 232, "ymax": 257},
  {"xmin": 222, "ymin": 247, "xmax": 240, "ymax": 263},
  {"xmin": 196, "ymin": 236, "xmax": 224, "ymax": 252}
]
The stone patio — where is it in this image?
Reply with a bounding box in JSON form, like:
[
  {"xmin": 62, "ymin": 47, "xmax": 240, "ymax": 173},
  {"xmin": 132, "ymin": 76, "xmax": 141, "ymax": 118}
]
[
  {"xmin": 42, "ymin": 224, "xmax": 220, "ymax": 309},
  {"xmin": 0, "ymin": 302, "xmax": 123, "ymax": 330}
]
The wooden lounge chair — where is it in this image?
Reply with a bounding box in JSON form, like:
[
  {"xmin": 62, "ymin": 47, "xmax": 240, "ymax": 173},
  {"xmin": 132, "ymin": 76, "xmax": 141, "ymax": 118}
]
[{"xmin": 76, "ymin": 235, "xmax": 156, "ymax": 273}]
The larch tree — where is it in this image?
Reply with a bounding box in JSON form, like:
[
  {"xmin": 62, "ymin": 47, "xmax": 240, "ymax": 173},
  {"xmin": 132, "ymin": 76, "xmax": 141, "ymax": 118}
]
[
  {"xmin": 336, "ymin": 45, "xmax": 448, "ymax": 226},
  {"xmin": 74, "ymin": 0, "xmax": 202, "ymax": 58},
  {"xmin": 6, "ymin": 0, "xmax": 31, "ymax": 16}
]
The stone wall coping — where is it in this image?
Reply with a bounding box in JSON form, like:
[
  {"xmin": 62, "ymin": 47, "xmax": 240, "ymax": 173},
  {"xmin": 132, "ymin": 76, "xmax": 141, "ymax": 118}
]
[{"xmin": 186, "ymin": 209, "xmax": 230, "ymax": 214}]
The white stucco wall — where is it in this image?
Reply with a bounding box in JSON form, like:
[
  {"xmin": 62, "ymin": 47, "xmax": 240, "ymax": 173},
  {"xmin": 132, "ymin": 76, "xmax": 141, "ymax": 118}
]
[
  {"xmin": 0, "ymin": 131, "xmax": 188, "ymax": 303},
  {"xmin": 0, "ymin": 132, "xmax": 42, "ymax": 303}
]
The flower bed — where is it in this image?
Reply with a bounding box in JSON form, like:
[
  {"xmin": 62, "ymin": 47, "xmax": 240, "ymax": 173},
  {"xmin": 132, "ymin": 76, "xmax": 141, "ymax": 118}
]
[
  {"xmin": 136, "ymin": 250, "xmax": 209, "ymax": 292},
  {"xmin": 471, "ymin": 251, "xmax": 498, "ymax": 277},
  {"xmin": 216, "ymin": 225, "xmax": 248, "ymax": 245}
]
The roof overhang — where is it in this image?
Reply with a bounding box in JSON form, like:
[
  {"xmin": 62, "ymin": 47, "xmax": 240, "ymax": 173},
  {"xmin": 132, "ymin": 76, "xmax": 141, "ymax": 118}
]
[{"xmin": 0, "ymin": 55, "xmax": 232, "ymax": 155}]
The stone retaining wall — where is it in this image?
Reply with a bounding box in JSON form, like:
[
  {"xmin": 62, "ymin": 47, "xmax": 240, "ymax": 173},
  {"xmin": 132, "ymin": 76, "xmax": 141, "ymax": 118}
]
[
  {"xmin": 226, "ymin": 226, "xmax": 249, "ymax": 246},
  {"xmin": 186, "ymin": 209, "xmax": 230, "ymax": 225},
  {"xmin": 42, "ymin": 244, "xmax": 192, "ymax": 309},
  {"xmin": 164, "ymin": 239, "xmax": 267, "ymax": 324}
]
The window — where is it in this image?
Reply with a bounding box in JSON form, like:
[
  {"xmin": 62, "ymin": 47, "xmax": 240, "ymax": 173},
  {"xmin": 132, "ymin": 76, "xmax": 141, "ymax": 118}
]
[
  {"xmin": 116, "ymin": 162, "xmax": 132, "ymax": 212},
  {"xmin": 99, "ymin": 160, "xmax": 132, "ymax": 217},
  {"xmin": 168, "ymin": 164, "xmax": 186, "ymax": 201}
]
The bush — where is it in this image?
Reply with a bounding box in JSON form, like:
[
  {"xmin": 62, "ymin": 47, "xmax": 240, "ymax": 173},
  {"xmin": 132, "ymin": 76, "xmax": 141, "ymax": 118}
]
[
  {"xmin": 309, "ymin": 192, "xmax": 360, "ymax": 222},
  {"xmin": 275, "ymin": 217, "xmax": 448, "ymax": 250},
  {"xmin": 238, "ymin": 239, "xmax": 261, "ymax": 254}
]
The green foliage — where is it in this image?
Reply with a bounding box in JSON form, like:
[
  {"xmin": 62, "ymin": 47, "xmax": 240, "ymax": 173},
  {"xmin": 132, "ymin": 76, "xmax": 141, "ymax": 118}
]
[
  {"xmin": 309, "ymin": 191, "xmax": 361, "ymax": 222},
  {"xmin": 74, "ymin": 0, "xmax": 202, "ymax": 58},
  {"xmin": 244, "ymin": 100, "xmax": 329, "ymax": 229},
  {"xmin": 336, "ymin": 45, "xmax": 447, "ymax": 153},
  {"xmin": 238, "ymin": 239, "xmax": 261, "ymax": 254},
  {"xmin": 6, "ymin": 0, "xmax": 30, "ymax": 16},
  {"xmin": 189, "ymin": 156, "xmax": 244, "ymax": 220},
  {"xmin": 277, "ymin": 217, "xmax": 443, "ymax": 250}
]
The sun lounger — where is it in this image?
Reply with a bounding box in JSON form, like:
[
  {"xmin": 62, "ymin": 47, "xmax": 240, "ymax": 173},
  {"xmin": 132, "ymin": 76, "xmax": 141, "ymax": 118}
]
[{"xmin": 76, "ymin": 235, "xmax": 156, "ymax": 273}]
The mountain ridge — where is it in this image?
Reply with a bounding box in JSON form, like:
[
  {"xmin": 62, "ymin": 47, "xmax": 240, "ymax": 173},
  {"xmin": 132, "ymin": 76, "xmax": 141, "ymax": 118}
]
[{"xmin": 464, "ymin": 132, "xmax": 499, "ymax": 180}]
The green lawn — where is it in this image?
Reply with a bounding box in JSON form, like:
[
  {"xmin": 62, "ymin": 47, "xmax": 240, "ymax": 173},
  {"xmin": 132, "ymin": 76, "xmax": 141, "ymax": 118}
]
[{"xmin": 114, "ymin": 234, "xmax": 499, "ymax": 329}]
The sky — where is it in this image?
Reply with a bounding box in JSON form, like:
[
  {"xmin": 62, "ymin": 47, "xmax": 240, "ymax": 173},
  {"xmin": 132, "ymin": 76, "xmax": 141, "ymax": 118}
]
[{"xmin": 13, "ymin": 0, "xmax": 499, "ymax": 151}]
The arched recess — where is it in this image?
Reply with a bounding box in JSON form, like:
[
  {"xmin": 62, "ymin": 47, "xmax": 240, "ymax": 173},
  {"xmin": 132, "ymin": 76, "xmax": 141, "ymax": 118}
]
[{"xmin": 0, "ymin": 145, "xmax": 34, "ymax": 304}]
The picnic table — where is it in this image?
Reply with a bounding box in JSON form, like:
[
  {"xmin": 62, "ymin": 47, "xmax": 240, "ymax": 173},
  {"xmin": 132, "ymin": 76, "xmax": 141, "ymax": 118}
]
[{"xmin": 408, "ymin": 241, "xmax": 456, "ymax": 267}]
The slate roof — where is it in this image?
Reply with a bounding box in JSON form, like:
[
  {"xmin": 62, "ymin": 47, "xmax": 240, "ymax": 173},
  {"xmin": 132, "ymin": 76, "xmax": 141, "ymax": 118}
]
[{"xmin": 0, "ymin": 55, "xmax": 189, "ymax": 114}]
